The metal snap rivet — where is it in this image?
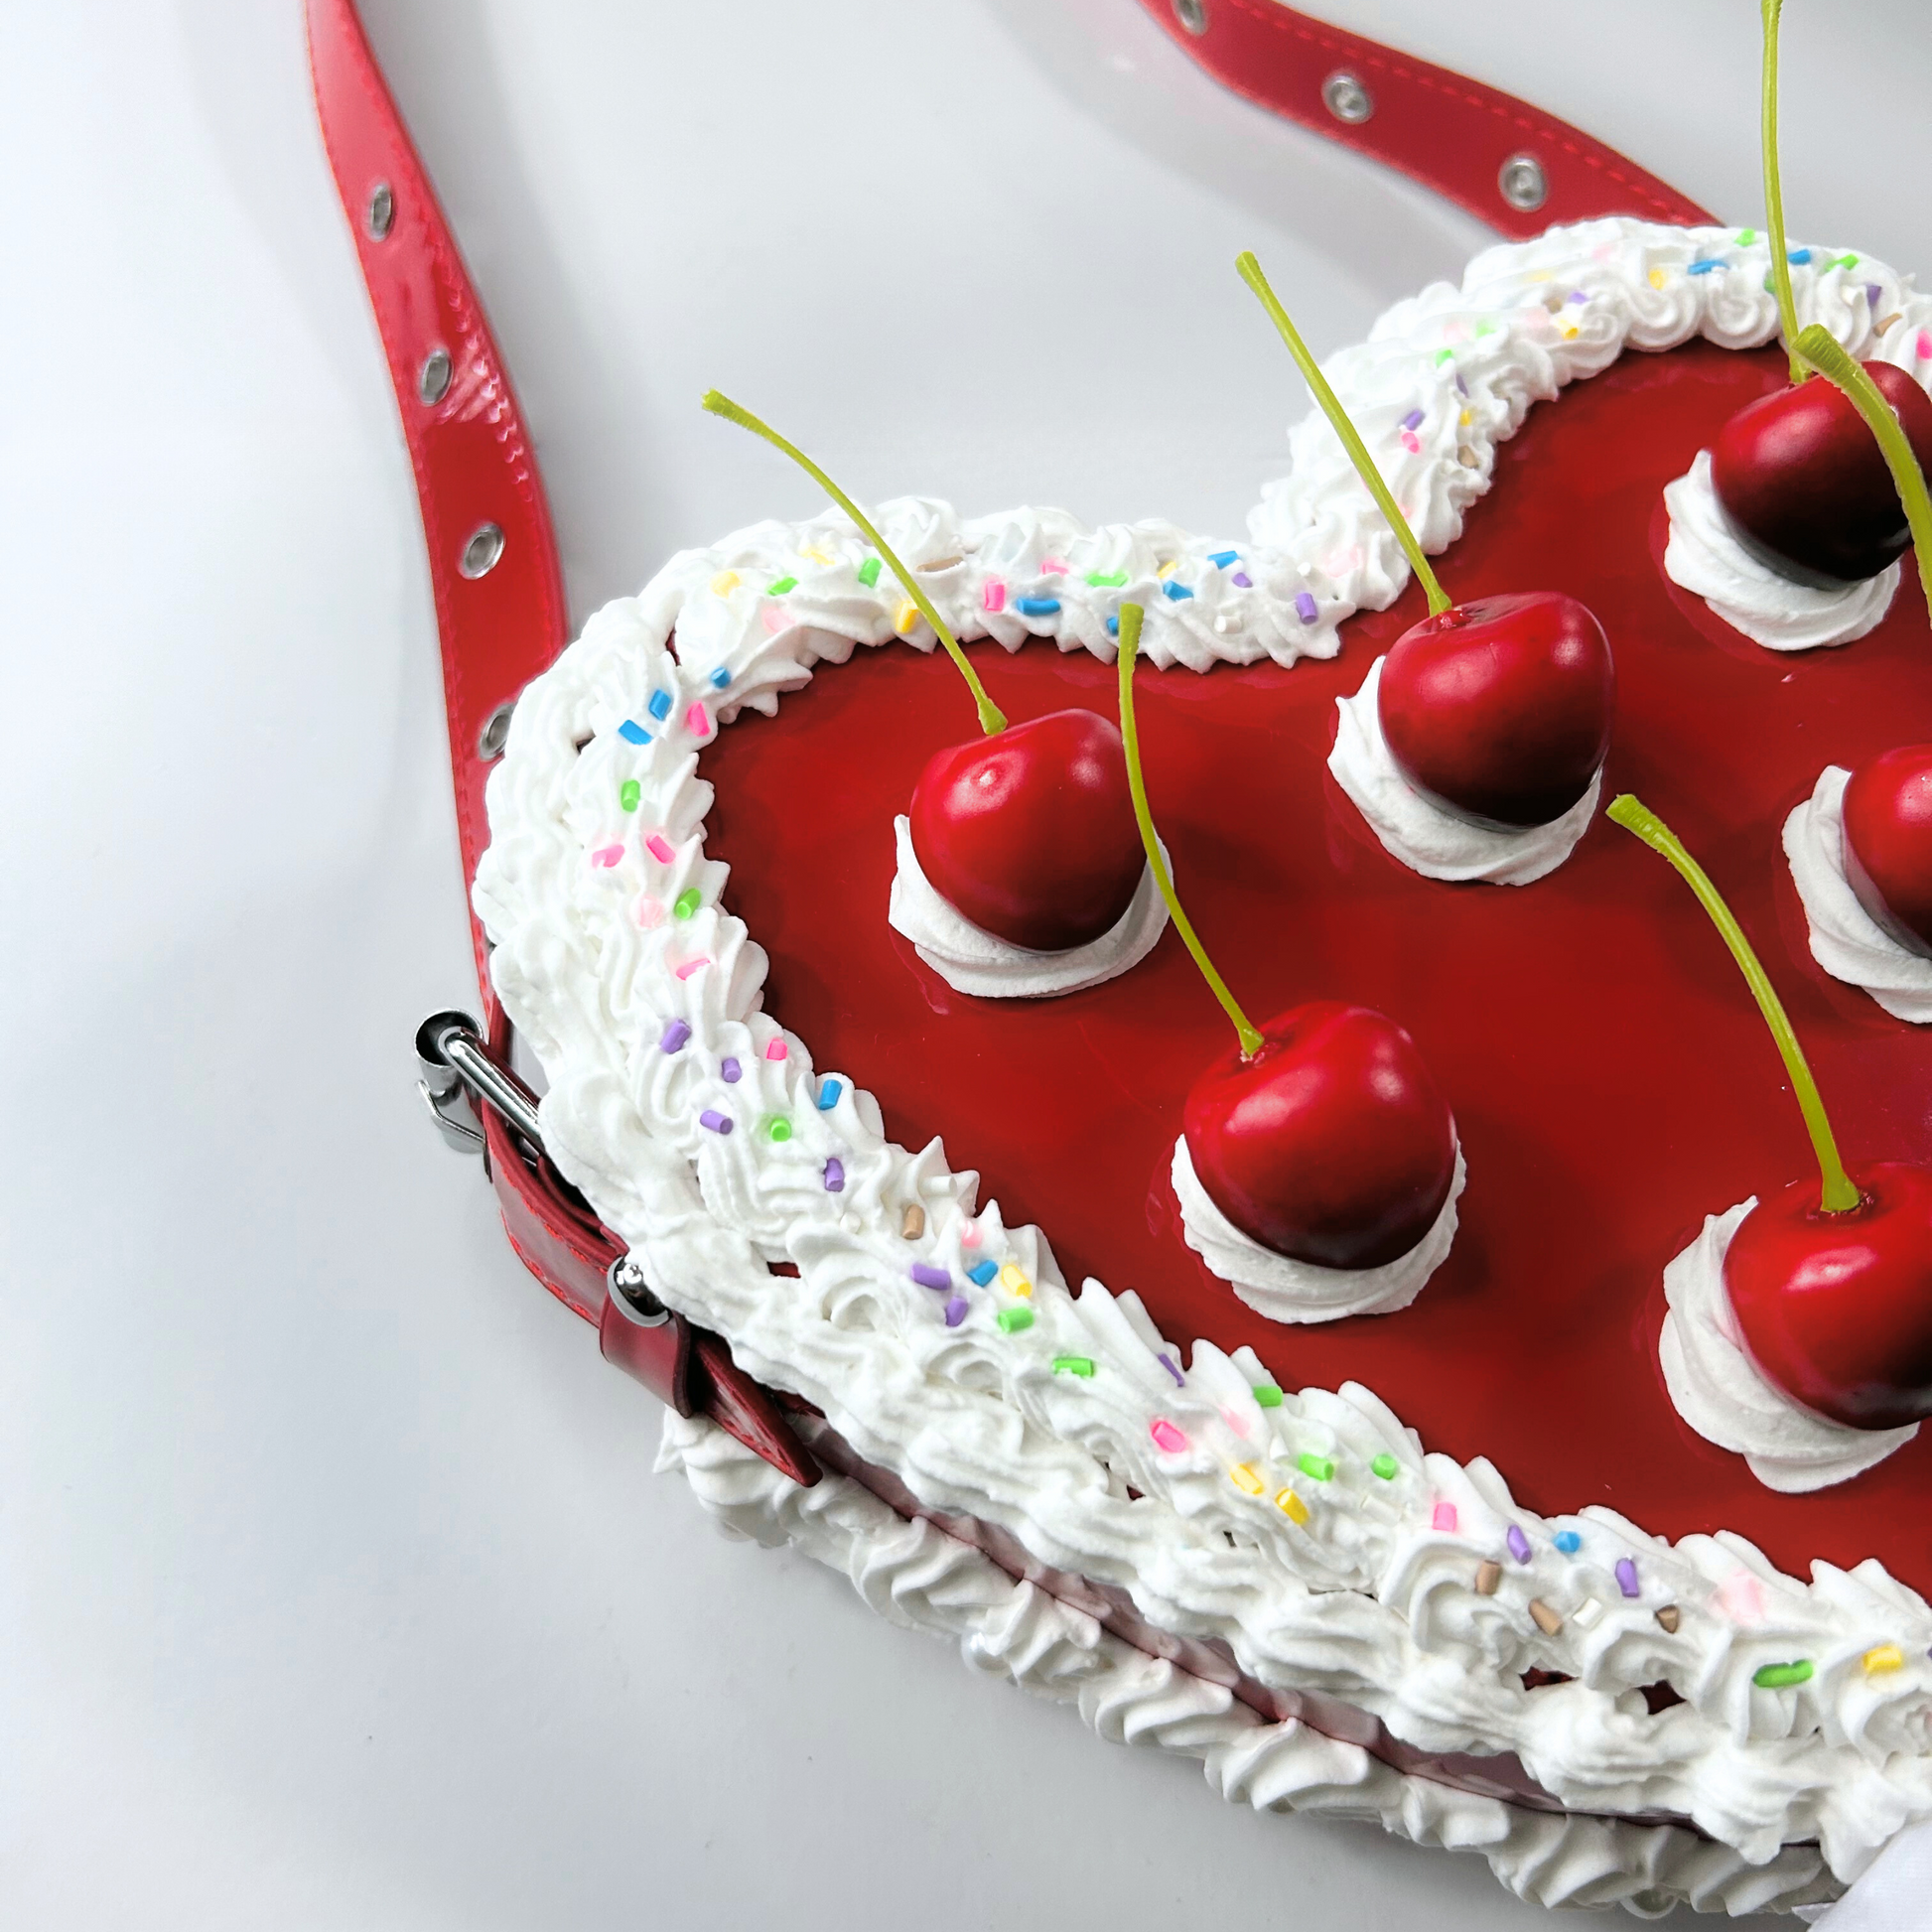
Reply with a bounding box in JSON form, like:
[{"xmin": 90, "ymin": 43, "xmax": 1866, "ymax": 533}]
[
  {"xmin": 1499, "ymin": 153, "xmax": 1548, "ymax": 212},
  {"xmin": 1321, "ymin": 71, "xmax": 1373, "ymax": 125},
  {"xmin": 608, "ymin": 1255, "xmax": 670, "ymax": 1324},
  {"xmin": 367, "ymin": 181, "xmax": 395, "ymax": 241},
  {"xmin": 478, "ymin": 701, "xmax": 514, "ymax": 760},
  {"xmin": 1172, "ymin": 0, "xmax": 1207, "ymax": 33},
  {"xmin": 460, "ymin": 522, "xmax": 505, "ymax": 579},
  {"xmin": 419, "ymin": 348, "xmax": 453, "ymax": 405}
]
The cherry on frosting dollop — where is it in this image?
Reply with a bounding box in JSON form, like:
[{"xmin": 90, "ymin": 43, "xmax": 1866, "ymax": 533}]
[
  {"xmin": 908, "ymin": 709, "xmax": 1146, "ymax": 951},
  {"xmin": 1842, "ymin": 743, "xmax": 1932, "ymax": 959},
  {"xmin": 1182, "ymin": 1002, "xmax": 1456, "ymax": 1269},
  {"xmin": 1611, "ymin": 792, "xmax": 1932, "ymax": 1435},
  {"xmin": 1378, "ymin": 593, "xmax": 1615, "ymax": 830}
]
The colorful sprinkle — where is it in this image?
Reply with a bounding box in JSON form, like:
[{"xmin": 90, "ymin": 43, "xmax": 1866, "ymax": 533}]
[
  {"xmin": 1656, "ymin": 1605, "xmax": 1681, "ymax": 1634},
  {"xmin": 900, "ymin": 1203, "xmax": 924, "ymax": 1239},
  {"xmin": 1475, "ymin": 1561, "xmax": 1501, "ymax": 1596},
  {"xmin": 673, "ymin": 957, "xmax": 709, "ymax": 980},
  {"xmin": 944, "ymin": 1296, "xmax": 969, "ymax": 1327},
  {"xmin": 685, "ymin": 702, "xmax": 711, "ymax": 738},
  {"xmin": 1866, "ymin": 282, "xmax": 1884, "ymax": 312},
  {"xmin": 997, "ymin": 1308, "xmax": 1034, "ymax": 1335},
  {"xmin": 983, "ymin": 580, "xmax": 1006, "ymax": 613},
  {"xmin": 618, "ymin": 720, "xmax": 651, "ymax": 746},
  {"xmin": 1104, "ymin": 616, "xmax": 1119, "ymax": 635},
  {"xmin": 1863, "ymin": 1644, "xmax": 1905, "ymax": 1676},
  {"xmin": 1432, "ymin": 1501, "xmax": 1458, "ymax": 1533},
  {"xmin": 709, "ymin": 666, "xmax": 731, "ymax": 689},
  {"xmin": 801, "ymin": 544, "xmax": 833, "ymax": 567},
  {"xmin": 1297, "ymin": 1452, "xmax": 1334, "ymax": 1482},
  {"xmin": 1207, "ymin": 549, "xmax": 1239, "ymax": 568},
  {"xmin": 1040, "ymin": 556, "xmax": 1068, "ymax": 575},
  {"xmin": 1157, "ymin": 559, "xmax": 1178, "ymax": 578},
  {"xmin": 823, "ymin": 1158, "xmax": 844, "ymax": 1192},
  {"xmin": 1434, "ymin": 347, "xmax": 1453, "ymax": 365},
  {"xmin": 766, "ymin": 574, "xmax": 797, "ymax": 595},
  {"xmin": 647, "ymin": 690, "xmax": 673, "ymax": 721},
  {"xmin": 998, "ymin": 1263, "xmax": 1031, "ymax": 1297},
  {"xmin": 1529, "ymin": 1599, "xmax": 1563, "ymax": 1636},
  {"xmin": 890, "ymin": 600, "xmax": 916, "ymax": 635},
  {"xmin": 620, "ymin": 779, "xmax": 641, "ymax": 812},
  {"xmin": 1615, "ymin": 1559, "xmax": 1640, "ymax": 1599},
  {"xmin": 817, "ymin": 1079, "xmax": 842, "ymax": 1110},
  {"xmin": 1718, "ymin": 1572, "xmax": 1766, "ymax": 1624},
  {"xmin": 710, "ymin": 569, "xmax": 740, "ymax": 595},
  {"xmin": 592, "ymin": 843, "xmax": 624, "ymax": 868},
  {"xmin": 673, "ymin": 888, "xmax": 701, "ymax": 919},
  {"xmin": 1157, "ymin": 1352, "xmax": 1183, "ymax": 1388},
  {"xmin": 1753, "ymin": 1661, "xmax": 1814, "ymax": 1690},
  {"xmin": 660, "ymin": 1019, "xmax": 691, "ymax": 1053},
  {"xmin": 910, "ymin": 1264, "xmax": 950, "ymax": 1292},
  {"xmin": 1086, "ymin": 569, "xmax": 1127, "ymax": 588},
  {"xmin": 764, "ymin": 1038, "xmax": 787, "ymax": 1061},
  {"xmin": 967, "ymin": 1260, "xmax": 998, "ymax": 1287},
  {"xmin": 1276, "ymin": 1488, "xmax": 1311, "ymax": 1526},
  {"xmin": 761, "ymin": 607, "xmax": 789, "ymax": 634},
  {"xmin": 1837, "ymin": 253, "xmax": 1861, "ymax": 270},
  {"xmin": 1454, "ymin": 374, "xmax": 1468, "ymax": 397},
  {"xmin": 1150, "ymin": 1418, "xmax": 1188, "ymax": 1454},
  {"xmin": 1231, "ymin": 571, "xmax": 1252, "ymax": 589},
  {"xmin": 1686, "ymin": 259, "xmax": 1723, "ymax": 276},
  {"xmin": 1919, "ymin": 330, "xmax": 1932, "ymax": 360},
  {"xmin": 1162, "ymin": 581, "xmax": 1193, "ymax": 602},
  {"xmin": 1787, "ymin": 247, "xmax": 1812, "ymax": 265},
  {"xmin": 1647, "ymin": 267, "xmax": 1667, "ymax": 290},
  {"xmin": 645, "ymin": 834, "xmax": 676, "ymax": 864},
  {"xmin": 1229, "ymin": 1462, "xmax": 1265, "ymax": 1496},
  {"xmin": 1399, "ymin": 408, "xmax": 1425, "ymax": 431},
  {"xmin": 1573, "ymin": 1597, "xmax": 1604, "ymax": 1630},
  {"xmin": 1016, "ymin": 597, "xmax": 1060, "ymax": 617},
  {"xmin": 1554, "ymin": 1531, "xmax": 1582, "ymax": 1556},
  {"xmin": 1251, "ymin": 1384, "xmax": 1283, "ymax": 1409},
  {"xmin": 1399, "ymin": 430, "xmax": 1422, "ymax": 455},
  {"xmin": 633, "ymin": 896, "xmax": 665, "ymax": 928},
  {"xmin": 857, "ymin": 556, "xmax": 882, "ymax": 588},
  {"xmin": 699, "ymin": 1109, "xmax": 733, "ymax": 1135},
  {"xmin": 1566, "ymin": 290, "xmax": 1588, "ymax": 306},
  {"xmin": 1053, "ymin": 1355, "xmax": 1095, "ymax": 1377},
  {"xmin": 1370, "ymin": 1453, "xmax": 1399, "ymax": 1481},
  {"xmin": 721, "ymin": 1057, "xmax": 741, "ymax": 1083},
  {"xmin": 764, "ymin": 1116, "xmax": 791, "ymax": 1143},
  {"xmin": 1735, "ymin": 227, "xmax": 1757, "ymax": 244},
  {"xmin": 1506, "ymin": 1526, "xmax": 1532, "ymax": 1564}
]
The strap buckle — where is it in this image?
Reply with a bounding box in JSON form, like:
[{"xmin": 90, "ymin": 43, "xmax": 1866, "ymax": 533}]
[{"xmin": 415, "ymin": 1009, "xmax": 541, "ymax": 1155}]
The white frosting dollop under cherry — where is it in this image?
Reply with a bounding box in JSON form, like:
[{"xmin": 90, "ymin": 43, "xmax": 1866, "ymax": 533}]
[
  {"xmin": 1173, "ymin": 1134, "xmax": 1466, "ymax": 1323},
  {"xmin": 1658, "ymin": 1199, "xmax": 1917, "ymax": 1493},
  {"xmin": 1327, "ymin": 656, "xmax": 1599, "ymax": 886},
  {"xmin": 1662, "ymin": 451, "xmax": 1898, "ymax": 651},
  {"xmin": 1784, "ymin": 765, "xmax": 1932, "ymax": 1024},
  {"xmin": 887, "ymin": 817, "xmax": 1171, "ymax": 999}
]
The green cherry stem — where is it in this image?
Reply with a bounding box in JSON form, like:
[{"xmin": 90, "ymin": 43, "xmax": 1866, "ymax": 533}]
[
  {"xmin": 1791, "ymin": 324, "xmax": 1932, "ymax": 627},
  {"xmin": 1605, "ymin": 793, "xmax": 1860, "ymax": 1213},
  {"xmin": 1759, "ymin": 0, "xmax": 1806, "ymax": 385},
  {"xmin": 700, "ymin": 388, "xmax": 1007, "ymax": 735},
  {"xmin": 1117, "ymin": 603, "xmax": 1264, "ymax": 1059},
  {"xmin": 1236, "ymin": 250, "xmax": 1452, "ymax": 619}
]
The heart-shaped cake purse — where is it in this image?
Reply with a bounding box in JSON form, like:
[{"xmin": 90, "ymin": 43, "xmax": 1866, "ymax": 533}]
[{"xmin": 315, "ymin": 0, "xmax": 1932, "ymax": 1913}]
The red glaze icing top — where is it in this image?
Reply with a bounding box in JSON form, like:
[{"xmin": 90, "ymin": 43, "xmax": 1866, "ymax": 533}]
[{"xmin": 699, "ymin": 340, "xmax": 1932, "ymax": 1597}]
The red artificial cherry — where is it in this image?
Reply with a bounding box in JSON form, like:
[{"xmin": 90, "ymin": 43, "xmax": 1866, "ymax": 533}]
[
  {"xmin": 909, "ymin": 709, "xmax": 1146, "ymax": 952},
  {"xmin": 1182, "ymin": 1002, "xmax": 1458, "ymax": 1270},
  {"xmin": 1724, "ymin": 1164, "xmax": 1932, "ymax": 1431},
  {"xmin": 1377, "ymin": 592, "xmax": 1616, "ymax": 831},
  {"xmin": 1842, "ymin": 744, "xmax": 1932, "ymax": 959},
  {"xmin": 1711, "ymin": 361, "xmax": 1932, "ymax": 587}
]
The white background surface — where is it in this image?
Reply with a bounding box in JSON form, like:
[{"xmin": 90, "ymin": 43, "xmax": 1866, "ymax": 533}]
[{"xmin": 5, "ymin": 2, "xmax": 1930, "ymax": 1925}]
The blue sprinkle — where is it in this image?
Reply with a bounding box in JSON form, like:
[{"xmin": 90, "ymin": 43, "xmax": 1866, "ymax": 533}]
[
  {"xmin": 1687, "ymin": 258, "xmax": 1723, "ymax": 275},
  {"xmin": 647, "ymin": 690, "xmax": 673, "ymax": 721},
  {"xmin": 910, "ymin": 1264, "xmax": 950, "ymax": 1292},
  {"xmin": 1506, "ymin": 1525, "xmax": 1532, "ymax": 1564},
  {"xmin": 709, "ymin": 666, "xmax": 731, "ymax": 689},
  {"xmin": 720, "ymin": 1056, "xmax": 741, "ymax": 1083},
  {"xmin": 823, "ymin": 1158, "xmax": 845, "ymax": 1193},
  {"xmin": 1207, "ymin": 548, "xmax": 1239, "ymax": 568},
  {"xmin": 1231, "ymin": 571, "xmax": 1252, "ymax": 589},
  {"xmin": 817, "ymin": 1078, "xmax": 842, "ymax": 1111},
  {"xmin": 699, "ymin": 1109, "xmax": 733, "ymax": 1135},
  {"xmin": 1015, "ymin": 596, "xmax": 1060, "ymax": 617},
  {"xmin": 1400, "ymin": 407, "xmax": 1425, "ymax": 430},
  {"xmin": 1104, "ymin": 615, "xmax": 1119, "ymax": 635},
  {"xmin": 660, "ymin": 1019, "xmax": 691, "ymax": 1054},
  {"xmin": 618, "ymin": 720, "xmax": 651, "ymax": 746},
  {"xmin": 1787, "ymin": 247, "xmax": 1812, "ymax": 265},
  {"xmin": 967, "ymin": 1259, "xmax": 999, "ymax": 1287},
  {"xmin": 1295, "ymin": 591, "xmax": 1318, "ymax": 624},
  {"xmin": 944, "ymin": 1296, "xmax": 969, "ymax": 1327},
  {"xmin": 1162, "ymin": 581, "xmax": 1193, "ymax": 602},
  {"xmin": 1554, "ymin": 1530, "xmax": 1582, "ymax": 1555}
]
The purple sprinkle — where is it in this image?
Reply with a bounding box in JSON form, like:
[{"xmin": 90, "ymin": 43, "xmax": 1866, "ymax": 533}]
[
  {"xmin": 1400, "ymin": 408, "xmax": 1425, "ymax": 431},
  {"xmin": 660, "ymin": 1019, "xmax": 691, "ymax": 1053},
  {"xmin": 1615, "ymin": 1558, "xmax": 1640, "ymax": 1598},
  {"xmin": 944, "ymin": 1296, "xmax": 968, "ymax": 1327},
  {"xmin": 824, "ymin": 1158, "xmax": 845, "ymax": 1192},
  {"xmin": 720, "ymin": 1056, "xmax": 742, "ymax": 1083},
  {"xmin": 1230, "ymin": 571, "xmax": 1252, "ymax": 589},
  {"xmin": 699, "ymin": 1109, "xmax": 733, "ymax": 1135},
  {"xmin": 1567, "ymin": 290, "xmax": 1588, "ymax": 306},
  {"xmin": 1454, "ymin": 374, "xmax": 1468, "ymax": 397},
  {"xmin": 910, "ymin": 1264, "xmax": 950, "ymax": 1292},
  {"xmin": 1506, "ymin": 1525, "xmax": 1532, "ymax": 1565},
  {"xmin": 1294, "ymin": 591, "xmax": 1318, "ymax": 624},
  {"xmin": 1867, "ymin": 282, "xmax": 1884, "ymax": 312},
  {"xmin": 1157, "ymin": 1352, "xmax": 1184, "ymax": 1388}
]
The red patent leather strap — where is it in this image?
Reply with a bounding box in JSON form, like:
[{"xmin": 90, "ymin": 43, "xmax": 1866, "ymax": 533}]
[{"xmin": 1137, "ymin": 0, "xmax": 1713, "ymax": 237}]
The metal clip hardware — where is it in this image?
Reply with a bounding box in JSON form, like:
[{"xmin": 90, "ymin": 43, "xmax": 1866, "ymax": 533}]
[{"xmin": 414, "ymin": 1010, "xmax": 543, "ymax": 1155}]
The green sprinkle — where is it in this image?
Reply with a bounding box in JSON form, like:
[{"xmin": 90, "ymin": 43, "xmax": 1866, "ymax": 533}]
[
  {"xmin": 1474, "ymin": 319, "xmax": 1497, "ymax": 338},
  {"xmin": 1837, "ymin": 253, "xmax": 1861, "ymax": 271},
  {"xmin": 1370, "ymin": 1453, "xmax": 1400, "ymax": 1480},
  {"xmin": 766, "ymin": 574, "xmax": 797, "ymax": 595},
  {"xmin": 1051, "ymin": 1355, "xmax": 1095, "ymax": 1377},
  {"xmin": 1753, "ymin": 1660, "xmax": 1814, "ymax": 1690},
  {"xmin": 1735, "ymin": 227, "xmax": 1757, "ymax": 245},
  {"xmin": 766, "ymin": 1116, "xmax": 792, "ymax": 1144},
  {"xmin": 1297, "ymin": 1452, "xmax": 1335, "ymax": 1482},
  {"xmin": 857, "ymin": 556, "xmax": 882, "ymax": 588},
  {"xmin": 1252, "ymin": 1384, "xmax": 1283, "ymax": 1408},
  {"xmin": 619, "ymin": 778, "xmax": 641, "ymax": 813},
  {"xmin": 1434, "ymin": 347, "xmax": 1454, "ymax": 365},
  {"xmin": 996, "ymin": 1308, "xmax": 1034, "ymax": 1335},
  {"xmin": 673, "ymin": 888, "xmax": 702, "ymax": 920},
  {"xmin": 1085, "ymin": 569, "xmax": 1128, "ymax": 588}
]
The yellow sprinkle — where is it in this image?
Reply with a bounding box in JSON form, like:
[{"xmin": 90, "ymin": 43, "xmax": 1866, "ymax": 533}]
[
  {"xmin": 1648, "ymin": 267, "xmax": 1667, "ymax": 290},
  {"xmin": 1229, "ymin": 1462, "xmax": 1264, "ymax": 1496},
  {"xmin": 894, "ymin": 600, "xmax": 919, "ymax": 634},
  {"xmin": 1529, "ymin": 270, "xmax": 1553, "ymax": 283},
  {"xmin": 1275, "ymin": 1487, "xmax": 1310, "ymax": 1525},
  {"xmin": 1157, "ymin": 558, "xmax": 1178, "ymax": 579},
  {"xmin": 998, "ymin": 1263, "xmax": 1032, "ymax": 1298},
  {"xmin": 1863, "ymin": 1644, "xmax": 1906, "ymax": 1675},
  {"xmin": 1561, "ymin": 326, "xmax": 1579, "ymax": 341},
  {"xmin": 710, "ymin": 569, "xmax": 740, "ymax": 596},
  {"xmin": 1459, "ymin": 409, "xmax": 1472, "ymax": 426},
  {"xmin": 801, "ymin": 544, "xmax": 834, "ymax": 567}
]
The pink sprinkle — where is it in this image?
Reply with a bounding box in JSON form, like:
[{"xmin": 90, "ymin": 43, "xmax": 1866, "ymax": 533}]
[
  {"xmin": 1040, "ymin": 556, "xmax": 1067, "ymax": 575},
  {"xmin": 1400, "ymin": 430, "xmax": 1422, "ymax": 455},
  {"xmin": 673, "ymin": 957, "xmax": 709, "ymax": 980},
  {"xmin": 1219, "ymin": 1406, "xmax": 1249, "ymax": 1440},
  {"xmin": 1717, "ymin": 1572, "xmax": 1766, "ymax": 1624},
  {"xmin": 685, "ymin": 703, "xmax": 711, "ymax": 738},
  {"xmin": 764, "ymin": 1038, "xmax": 788, "ymax": 1061},
  {"xmin": 761, "ymin": 605, "xmax": 789, "ymax": 634},
  {"xmin": 1150, "ymin": 1419, "xmax": 1188, "ymax": 1454},
  {"xmin": 1432, "ymin": 1501, "xmax": 1458, "ymax": 1533},
  {"xmin": 1918, "ymin": 328, "xmax": 1932, "ymax": 360},
  {"xmin": 645, "ymin": 834, "xmax": 676, "ymax": 864},
  {"xmin": 633, "ymin": 896, "xmax": 665, "ymax": 929},
  {"xmin": 961, "ymin": 1222, "xmax": 982, "ymax": 1249},
  {"xmin": 983, "ymin": 580, "xmax": 1006, "ymax": 613},
  {"xmin": 591, "ymin": 843, "xmax": 624, "ymax": 868}
]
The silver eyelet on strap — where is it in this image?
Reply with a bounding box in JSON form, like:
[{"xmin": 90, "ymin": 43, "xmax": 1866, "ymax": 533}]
[
  {"xmin": 366, "ymin": 181, "xmax": 395, "ymax": 240},
  {"xmin": 478, "ymin": 701, "xmax": 514, "ymax": 760},
  {"xmin": 607, "ymin": 1256, "xmax": 671, "ymax": 1326},
  {"xmin": 1172, "ymin": 0, "xmax": 1207, "ymax": 34},
  {"xmin": 1321, "ymin": 71, "xmax": 1373, "ymax": 125},
  {"xmin": 460, "ymin": 522, "xmax": 505, "ymax": 579},
  {"xmin": 419, "ymin": 347, "xmax": 453, "ymax": 404},
  {"xmin": 1498, "ymin": 153, "xmax": 1548, "ymax": 212}
]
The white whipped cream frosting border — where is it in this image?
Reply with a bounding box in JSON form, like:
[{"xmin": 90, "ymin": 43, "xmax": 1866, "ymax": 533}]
[
  {"xmin": 887, "ymin": 815, "xmax": 1171, "ymax": 999},
  {"xmin": 1328, "ymin": 656, "xmax": 1601, "ymax": 884},
  {"xmin": 1173, "ymin": 1134, "xmax": 1467, "ymax": 1323},
  {"xmin": 475, "ymin": 220, "xmax": 1932, "ymax": 1887},
  {"xmin": 1785, "ymin": 765, "xmax": 1932, "ymax": 1024},
  {"xmin": 1663, "ymin": 450, "xmax": 1899, "ymax": 651}
]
